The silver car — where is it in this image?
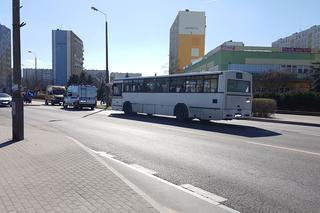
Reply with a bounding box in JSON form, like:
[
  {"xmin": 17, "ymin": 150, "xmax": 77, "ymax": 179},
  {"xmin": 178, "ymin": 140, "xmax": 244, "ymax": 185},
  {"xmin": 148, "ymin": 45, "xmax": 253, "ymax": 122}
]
[{"xmin": 0, "ymin": 93, "xmax": 12, "ymax": 107}]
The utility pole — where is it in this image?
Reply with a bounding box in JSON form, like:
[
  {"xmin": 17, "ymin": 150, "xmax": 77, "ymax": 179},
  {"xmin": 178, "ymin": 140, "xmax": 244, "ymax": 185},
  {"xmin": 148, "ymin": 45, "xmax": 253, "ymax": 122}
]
[{"xmin": 12, "ymin": 0, "xmax": 24, "ymax": 141}]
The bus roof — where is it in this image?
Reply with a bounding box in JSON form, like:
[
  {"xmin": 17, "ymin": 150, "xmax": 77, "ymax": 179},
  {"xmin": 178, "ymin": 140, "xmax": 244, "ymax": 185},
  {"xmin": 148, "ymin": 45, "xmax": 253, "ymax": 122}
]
[{"xmin": 113, "ymin": 70, "xmax": 247, "ymax": 82}]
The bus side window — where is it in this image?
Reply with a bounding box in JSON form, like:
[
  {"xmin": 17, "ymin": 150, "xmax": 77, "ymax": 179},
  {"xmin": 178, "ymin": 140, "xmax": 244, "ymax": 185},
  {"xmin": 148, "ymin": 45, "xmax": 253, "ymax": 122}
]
[
  {"xmin": 170, "ymin": 77, "xmax": 185, "ymax": 93},
  {"xmin": 155, "ymin": 78, "xmax": 169, "ymax": 93},
  {"xmin": 124, "ymin": 80, "xmax": 132, "ymax": 93},
  {"xmin": 113, "ymin": 83, "xmax": 122, "ymax": 96},
  {"xmin": 132, "ymin": 79, "xmax": 142, "ymax": 93},
  {"xmin": 185, "ymin": 76, "xmax": 203, "ymax": 93},
  {"xmin": 143, "ymin": 78, "xmax": 155, "ymax": 93},
  {"xmin": 204, "ymin": 75, "xmax": 218, "ymax": 93}
]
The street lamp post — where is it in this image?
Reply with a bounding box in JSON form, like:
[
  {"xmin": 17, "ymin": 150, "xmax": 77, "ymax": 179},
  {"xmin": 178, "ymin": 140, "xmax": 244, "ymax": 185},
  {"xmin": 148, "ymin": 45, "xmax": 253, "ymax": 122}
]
[
  {"xmin": 28, "ymin": 50, "xmax": 37, "ymax": 90},
  {"xmin": 91, "ymin": 6, "xmax": 110, "ymax": 106}
]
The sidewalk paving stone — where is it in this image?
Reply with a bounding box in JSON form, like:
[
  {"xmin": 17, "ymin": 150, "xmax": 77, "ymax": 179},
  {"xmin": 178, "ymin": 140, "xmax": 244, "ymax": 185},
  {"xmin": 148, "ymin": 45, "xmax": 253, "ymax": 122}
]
[{"xmin": 0, "ymin": 123, "xmax": 157, "ymax": 213}]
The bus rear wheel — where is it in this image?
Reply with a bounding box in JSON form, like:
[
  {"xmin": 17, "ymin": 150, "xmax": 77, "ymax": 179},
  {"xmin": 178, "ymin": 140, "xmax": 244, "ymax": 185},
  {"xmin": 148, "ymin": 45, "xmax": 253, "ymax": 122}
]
[
  {"xmin": 175, "ymin": 104, "xmax": 189, "ymax": 122},
  {"xmin": 123, "ymin": 102, "xmax": 133, "ymax": 115}
]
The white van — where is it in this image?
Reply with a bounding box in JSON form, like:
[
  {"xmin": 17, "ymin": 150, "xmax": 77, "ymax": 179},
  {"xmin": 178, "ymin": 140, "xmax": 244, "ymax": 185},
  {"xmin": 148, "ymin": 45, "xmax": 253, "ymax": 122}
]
[{"xmin": 64, "ymin": 85, "xmax": 97, "ymax": 110}]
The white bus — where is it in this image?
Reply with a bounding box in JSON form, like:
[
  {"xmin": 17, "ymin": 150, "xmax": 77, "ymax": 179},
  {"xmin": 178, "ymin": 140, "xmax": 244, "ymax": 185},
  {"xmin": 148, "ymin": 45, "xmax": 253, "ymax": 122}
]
[{"xmin": 112, "ymin": 70, "xmax": 252, "ymax": 121}]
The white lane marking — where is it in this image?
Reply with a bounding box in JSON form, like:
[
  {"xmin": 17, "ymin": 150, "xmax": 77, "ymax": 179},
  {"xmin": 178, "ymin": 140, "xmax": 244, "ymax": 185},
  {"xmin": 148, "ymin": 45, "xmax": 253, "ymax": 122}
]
[
  {"xmin": 66, "ymin": 136, "xmax": 175, "ymax": 213},
  {"xmin": 181, "ymin": 184, "xmax": 227, "ymax": 203},
  {"xmin": 244, "ymin": 140, "xmax": 320, "ymax": 158},
  {"xmin": 80, "ymin": 149, "xmax": 234, "ymax": 207},
  {"xmin": 130, "ymin": 164, "xmax": 158, "ymax": 175},
  {"xmin": 67, "ymin": 136, "xmax": 239, "ymax": 212},
  {"xmin": 218, "ymin": 204, "xmax": 241, "ymax": 213},
  {"xmin": 90, "ymin": 150, "xmax": 115, "ymax": 158}
]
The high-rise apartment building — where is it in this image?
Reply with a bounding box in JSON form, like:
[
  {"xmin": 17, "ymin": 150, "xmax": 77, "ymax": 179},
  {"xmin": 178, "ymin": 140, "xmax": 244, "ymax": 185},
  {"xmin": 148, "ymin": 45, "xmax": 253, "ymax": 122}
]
[
  {"xmin": 169, "ymin": 10, "xmax": 206, "ymax": 74},
  {"xmin": 0, "ymin": 24, "xmax": 12, "ymax": 92},
  {"xmin": 272, "ymin": 25, "xmax": 320, "ymax": 49},
  {"xmin": 52, "ymin": 29, "xmax": 84, "ymax": 85},
  {"xmin": 23, "ymin": 68, "xmax": 53, "ymax": 89}
]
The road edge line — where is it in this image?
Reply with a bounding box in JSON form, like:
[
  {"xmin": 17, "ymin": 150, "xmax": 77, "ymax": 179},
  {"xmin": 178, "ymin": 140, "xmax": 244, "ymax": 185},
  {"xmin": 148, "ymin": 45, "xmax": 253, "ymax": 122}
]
[
  {"xmin": 66, "ymin": 136, "xmax": 175, "ymax": 213},
  {"xmin": 66, "ymin": 137, "xmax": 239, "ymax": 212}
]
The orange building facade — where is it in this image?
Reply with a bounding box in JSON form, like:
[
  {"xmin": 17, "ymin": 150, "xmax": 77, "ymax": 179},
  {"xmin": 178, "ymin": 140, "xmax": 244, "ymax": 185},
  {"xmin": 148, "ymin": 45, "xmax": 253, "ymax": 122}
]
[{"xmin": 169, "ymin": 10, "xmax": 206, "ymax": 74}]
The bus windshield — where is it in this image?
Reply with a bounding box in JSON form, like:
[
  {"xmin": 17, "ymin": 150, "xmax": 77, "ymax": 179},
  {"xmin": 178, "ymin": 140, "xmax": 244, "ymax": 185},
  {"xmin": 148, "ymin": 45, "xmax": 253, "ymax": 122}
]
[
  {"xmin": 227, "ymin": 79, "xmax": 250, "ymax": 93},
  {"xmin": 53, "ymin": 89, "xmax": 66, "ymax": 95}
]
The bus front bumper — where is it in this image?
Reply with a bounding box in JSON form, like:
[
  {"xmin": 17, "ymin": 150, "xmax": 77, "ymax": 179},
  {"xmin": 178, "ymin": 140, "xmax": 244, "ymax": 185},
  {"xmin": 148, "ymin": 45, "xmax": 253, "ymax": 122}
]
[{"xmin": 223, "ymin": 110, "xmax": 252, "ymax": 120}]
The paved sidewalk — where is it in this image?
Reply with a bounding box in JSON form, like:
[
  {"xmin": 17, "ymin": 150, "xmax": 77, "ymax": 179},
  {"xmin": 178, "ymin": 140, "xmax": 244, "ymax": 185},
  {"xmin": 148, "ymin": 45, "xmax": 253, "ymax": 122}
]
[
  {"xmin": 249, "ymin": 113, "xmax": 320, "ymax": 127},
  {"xmin": 0, "ymin": 124, "xmax": 157, "ymax": 212}
]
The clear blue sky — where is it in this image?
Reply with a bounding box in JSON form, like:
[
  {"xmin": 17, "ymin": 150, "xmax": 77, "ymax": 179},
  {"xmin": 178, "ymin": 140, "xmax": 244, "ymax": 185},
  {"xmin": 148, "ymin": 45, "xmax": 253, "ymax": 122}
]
[{"xmin": 1, "ymin": 0, "xmax": 320, "ymax": 76}]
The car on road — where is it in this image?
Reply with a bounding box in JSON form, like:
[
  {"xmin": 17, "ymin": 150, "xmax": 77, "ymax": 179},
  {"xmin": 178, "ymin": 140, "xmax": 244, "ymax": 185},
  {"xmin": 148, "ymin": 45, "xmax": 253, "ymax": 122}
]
[
  {"xmin": 0, "ymin": 93, "xmax": 12, "ymax": 107},
  {"xmin": 45, "ymin": 85, "xmax": 66, "ymax": 106},
  {"xmin": 63, "ymin": 85, "xmax": 97, "ymax": 110}
]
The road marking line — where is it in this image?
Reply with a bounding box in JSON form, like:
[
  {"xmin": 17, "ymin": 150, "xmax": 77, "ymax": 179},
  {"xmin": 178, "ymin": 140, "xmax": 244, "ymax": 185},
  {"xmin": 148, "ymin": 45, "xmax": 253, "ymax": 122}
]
[
  {"xmin": 244, "ymin": 140, "xmax": 320, "ymax": 157},
  {"xmin": 67, "ymin": 136, "xmax": 239, "ymax": 212},
  {"xmin": 66, "ymin": 136, "xmax": 175, "ymax": 213},
  {"xmin": 80, "ymin": 148, "xmax": 232, "ymax": 208},
  {"xmin": 130, "ymin": 164, "xmax": 158, "ymax": 175},
  {"xmin": 181, "ymin": 184, "xmax": 227, "ymax": 203},
  {"xmin": 90, "ymin": 150, "xmax": 115, "ymax": 158}
]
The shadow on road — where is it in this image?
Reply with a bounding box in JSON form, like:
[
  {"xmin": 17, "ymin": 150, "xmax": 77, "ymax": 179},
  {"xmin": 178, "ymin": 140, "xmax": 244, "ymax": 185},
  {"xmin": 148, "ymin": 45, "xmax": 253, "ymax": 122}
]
[
  {"xmin": 0, "ymin": 140, "xmax": 20, "ymax": 149},
  {"xmin": 61, "ymin": 107, "xmax": 94, "ymax": 112},
  {"xmin": 109, "ymin": 113, "xmax": 281, "ymax": 138}
]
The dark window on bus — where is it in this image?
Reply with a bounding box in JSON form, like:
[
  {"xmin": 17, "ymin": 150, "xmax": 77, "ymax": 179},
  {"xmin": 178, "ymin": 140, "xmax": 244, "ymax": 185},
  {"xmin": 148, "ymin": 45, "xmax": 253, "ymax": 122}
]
[
  {"xmin": 155, "ymin": 78, "xmax": 169, "ymax": 93},
  {"xmin": 227, "ymin": 79, "xmax": 251, "ymax": 93},
  {"xmin": 203, "ymin": 75, "xmax": 218, "ymax": 93},
  {"xmin": 113, "ymin": 83, "xmax": 122, "ymax": 96},
  {"xmin": 143, "ymin": 78, "xmax": 155, "ymax": 92},
  {"xmin": 185, "ymin": 76, "xmax": 203, "ymax": 93},
  {"xmin": 169, "ymin": 77, "xmax": 185, "ymax": 93},
  {"xmin": 132, "ymin": 79, "xmax": 143, "ymax": 92},
  {"xmin": 124, "ymin": 80, "xmax": 132, "ymax": 92},
  {"xmin": 236, "ymin": 72, "xmax": 243, "ymax": 79}
]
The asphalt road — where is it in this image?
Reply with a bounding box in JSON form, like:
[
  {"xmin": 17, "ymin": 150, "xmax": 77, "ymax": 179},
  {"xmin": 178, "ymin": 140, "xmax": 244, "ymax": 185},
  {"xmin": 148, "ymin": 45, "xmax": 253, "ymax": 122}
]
[{"xmin": 1, "ymin": 105, "xmax": 320, "ymax": 213}]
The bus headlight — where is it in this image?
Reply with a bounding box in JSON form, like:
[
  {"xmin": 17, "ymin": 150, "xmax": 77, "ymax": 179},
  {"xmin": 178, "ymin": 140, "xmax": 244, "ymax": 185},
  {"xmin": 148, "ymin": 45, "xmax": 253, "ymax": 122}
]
[{"xmin": 246, "ymin": 99, "xmax": 251, "ymax": 103}]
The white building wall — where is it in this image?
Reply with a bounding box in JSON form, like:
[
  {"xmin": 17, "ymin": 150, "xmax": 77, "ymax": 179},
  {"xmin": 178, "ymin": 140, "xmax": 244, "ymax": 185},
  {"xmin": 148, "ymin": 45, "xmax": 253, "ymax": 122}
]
[
  {"xmin": 272, "ymin": 25, "xmax": 320, "ymax": 49},
  {"xmin": 177, "ymin": 11, "xmax": 206, "ymax": 35}
]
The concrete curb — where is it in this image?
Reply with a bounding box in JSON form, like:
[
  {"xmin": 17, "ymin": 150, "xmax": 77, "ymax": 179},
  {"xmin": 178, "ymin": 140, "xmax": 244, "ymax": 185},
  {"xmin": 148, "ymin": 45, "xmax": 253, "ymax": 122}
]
[{"xmin": 247, "ymin": 117, "xmax": 320, "ymax": 128}]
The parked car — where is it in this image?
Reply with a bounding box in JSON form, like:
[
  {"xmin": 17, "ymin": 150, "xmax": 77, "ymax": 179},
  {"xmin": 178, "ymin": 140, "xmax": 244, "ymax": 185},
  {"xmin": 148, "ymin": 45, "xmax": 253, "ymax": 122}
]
[
  {"xmin": 45, "ymin": 85, "xmax": 66, "ymax": 106},
  {"xmin": 0, "ymin": 93, "xmax": 12, "ymax": 107},
  {"xmin": 64, "ymin": 85, "xmax": 97, "ymax": 110}
]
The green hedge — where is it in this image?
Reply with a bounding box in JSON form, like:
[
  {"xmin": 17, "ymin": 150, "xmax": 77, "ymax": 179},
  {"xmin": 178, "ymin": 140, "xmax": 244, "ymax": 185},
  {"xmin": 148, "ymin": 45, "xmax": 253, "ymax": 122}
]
[
  {"xmin": 252, "ymin": 98, "xmax": 277, "ymax": 117},
  {"xmin": 255, "ymin": 92, "xmax": 320, "ymax": 112}
]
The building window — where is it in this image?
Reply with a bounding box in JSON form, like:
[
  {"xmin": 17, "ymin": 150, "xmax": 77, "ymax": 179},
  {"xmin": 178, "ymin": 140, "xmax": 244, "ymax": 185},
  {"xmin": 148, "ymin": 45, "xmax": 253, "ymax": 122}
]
[{"xmin": 191, "ymin": 48, "xmax": 199, "ymax": 57}]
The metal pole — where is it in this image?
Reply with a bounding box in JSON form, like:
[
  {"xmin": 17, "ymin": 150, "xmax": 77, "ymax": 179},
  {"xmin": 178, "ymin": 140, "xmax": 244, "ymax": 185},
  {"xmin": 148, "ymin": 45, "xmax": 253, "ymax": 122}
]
[
  {"xmin": 105, "ymin": 20, "xmax": 110, "ymax": 108},
  {"xmin": 105, "ymin": 20, "xmax": 109, "ymax": 84},
  {"xmin": 12, "ymin": 0, "xmax": 24, "ymax": 141},
  {"xmin": 35, "ymin": 56, "xmax": 37, "ymax": 88}
]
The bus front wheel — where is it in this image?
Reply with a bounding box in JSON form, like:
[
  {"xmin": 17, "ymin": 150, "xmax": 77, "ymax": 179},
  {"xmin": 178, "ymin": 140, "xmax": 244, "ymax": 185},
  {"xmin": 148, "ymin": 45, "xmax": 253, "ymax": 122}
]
[
  {"xmin": 123, "ymin": 102, "xmax": 133, "ymax": 115},
  {"xmin": 175, "ymin": 104, "xmax": 189, "ymax": 122}
]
